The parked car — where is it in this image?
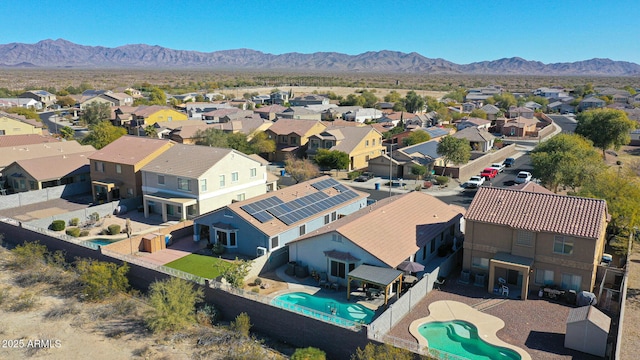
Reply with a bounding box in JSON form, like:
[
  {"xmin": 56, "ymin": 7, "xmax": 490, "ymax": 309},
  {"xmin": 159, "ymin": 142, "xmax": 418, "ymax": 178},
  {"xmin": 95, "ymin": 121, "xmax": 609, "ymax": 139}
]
[
  {"xmin": 490, "ymin": 163, "xmax": 505, "ymax": 173},
  {"xmin": 354, "ymin": 172, "xmax": 374, "ymax": 182},
  {"xmin": 465, "ymin": 176, "xmax": 485, "ymax": 189},
  {"xmin": 503, "ymin": 158, "xmax": 516, "ymax": 167},
  {"xmin": 514, "ymin": 171, "xmax": 532, "ymax": 184},
  {"xmin": 480, "ymin": 168, "xmax": 498, "ymax": 179}
]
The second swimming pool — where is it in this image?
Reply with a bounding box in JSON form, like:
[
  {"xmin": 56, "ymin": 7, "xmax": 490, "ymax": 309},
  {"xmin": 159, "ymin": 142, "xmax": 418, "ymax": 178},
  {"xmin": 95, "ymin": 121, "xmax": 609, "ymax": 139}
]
[{"xmin": 272, "ymin": 292, "xmax": 374, "ymax": 326}]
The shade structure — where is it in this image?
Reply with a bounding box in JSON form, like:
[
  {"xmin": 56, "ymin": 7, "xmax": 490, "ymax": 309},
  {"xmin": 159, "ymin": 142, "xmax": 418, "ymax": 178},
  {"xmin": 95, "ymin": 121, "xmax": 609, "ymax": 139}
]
[{"xmin": 397, "ymin": 261, "xmax": 424, "ymax": 273}]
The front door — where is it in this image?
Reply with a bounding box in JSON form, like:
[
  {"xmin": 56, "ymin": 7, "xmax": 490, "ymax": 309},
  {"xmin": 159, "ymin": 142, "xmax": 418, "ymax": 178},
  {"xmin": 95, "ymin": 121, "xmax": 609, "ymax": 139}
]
[{"xmin": 507, "ymin": 269, "xmax": 519, "ymax": 285}]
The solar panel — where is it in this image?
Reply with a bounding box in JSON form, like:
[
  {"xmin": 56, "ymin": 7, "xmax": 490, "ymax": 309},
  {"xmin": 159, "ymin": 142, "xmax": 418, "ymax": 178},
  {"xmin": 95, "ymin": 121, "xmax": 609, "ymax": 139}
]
[
  {"xmin": 310, "ymin": 178, "xmax": 340, "ymax": 190},
  {"xmin": 252, "ymin": 211, "xmax": 274, "ymax": 223},
  {"xmin": 240, "ymin": 196, "xmax": 284, "ymax": 215},
  {"xmin": 333, "ymin": 184, "xmax": 350, "ymax": 193}
]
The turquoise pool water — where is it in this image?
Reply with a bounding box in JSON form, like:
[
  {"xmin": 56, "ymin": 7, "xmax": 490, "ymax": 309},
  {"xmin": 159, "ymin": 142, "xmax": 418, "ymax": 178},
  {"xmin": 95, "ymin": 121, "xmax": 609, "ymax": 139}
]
[
  {"xmin": 418, "ymin": 320, "xmax": 521, "ymax": 360},
  {"xmin": 272, "ymin": 292, "xmax": 374, "ymax": 326},
  {"xmin": 87, "ymin": 238, "xmax": 120, "ymax": 246}
]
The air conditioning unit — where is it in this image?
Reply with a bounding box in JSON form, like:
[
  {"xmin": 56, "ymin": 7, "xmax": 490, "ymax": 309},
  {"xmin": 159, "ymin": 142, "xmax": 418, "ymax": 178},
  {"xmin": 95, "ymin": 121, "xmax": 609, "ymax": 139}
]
[{"xmin": 256, "ymin": 246, "xmax": 267, "ymax": 257}]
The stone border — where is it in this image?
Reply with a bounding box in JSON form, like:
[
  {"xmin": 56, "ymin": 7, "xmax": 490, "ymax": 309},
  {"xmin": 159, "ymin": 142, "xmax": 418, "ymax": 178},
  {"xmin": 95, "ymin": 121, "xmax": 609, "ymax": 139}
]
[{"xmin": 408, "ymin": 300, "xmax": 531, "ymax": 360}]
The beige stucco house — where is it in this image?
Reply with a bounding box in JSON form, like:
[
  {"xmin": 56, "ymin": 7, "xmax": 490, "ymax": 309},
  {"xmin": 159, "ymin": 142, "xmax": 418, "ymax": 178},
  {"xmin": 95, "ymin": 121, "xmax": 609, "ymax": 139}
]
[
  {"xmin": 307, "ymin": 126, "xmax": 384, "ymax": 171},
  {"xmin": 265, "ymin": 119, "xmax": 327, "ymax": 161},
  {"xmin": 0, "ymin": 111, "xmax": 45, "ymax": 136},
  {"xmin": 463, "ymin": 187, "xmax": 609, "ymax": 300}
]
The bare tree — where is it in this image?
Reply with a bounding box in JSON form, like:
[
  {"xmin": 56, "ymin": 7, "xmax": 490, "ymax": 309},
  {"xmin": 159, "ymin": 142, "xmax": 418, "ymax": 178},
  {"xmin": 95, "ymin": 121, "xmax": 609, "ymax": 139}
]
[{"xmin": 284, "ymin": 154, "xmax": 320, "ymax": 183}]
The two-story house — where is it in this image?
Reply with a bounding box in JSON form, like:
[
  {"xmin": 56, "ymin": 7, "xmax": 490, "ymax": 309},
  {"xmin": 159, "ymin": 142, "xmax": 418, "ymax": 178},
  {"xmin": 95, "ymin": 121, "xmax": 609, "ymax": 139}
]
[
  {"xmin": 289, "ymin": 94, "xmax": 329, "ymax": 106},
  {"xmin": 89, "ymin": 136, "xmax": 175, "ymax": 203},
  {"xmin": 270, "ymin": 91, "xmax": 290, "ymax": 105},
  {"xmin": 19, "ymin": 90, "xmax": 57, "ymax": 109},
  {"xmin": 289, "ymin": 191, "xmax": 464, "ymax": 287},
  {"xmin": 265, "ymin": 119, "xmax": 326, "ymax": 161},
  {"xmin": 579, "ymin": 96, "xmax": 606, "ymax": 111},
  {"xmin": 306, "ymin": 126, "xmax": 384, "ymax": 171},
  {"xmin": 141, "ymin": 144, "xmax": 272, "ymax": 222},
  {"xmin": 125, "ymin": 106, "xmax": 188, "ymax": 134},
  {"xmin": 276, "ymin": 107, "xmax": 322, "ymax": 121},
  {"xmin": 79, "ymin": 92, "xmax": 134, "ymax": 109},
  {"xmin": 0, "ymin": 111, "xmax": 45, "ymax": 136},
  {"xmin": 463, "ymin": 187, "xmax": 609, "ymax": 300},
  {"xmin": 193, "ymin": 176, "xmax": 368, "ymax": 259}
]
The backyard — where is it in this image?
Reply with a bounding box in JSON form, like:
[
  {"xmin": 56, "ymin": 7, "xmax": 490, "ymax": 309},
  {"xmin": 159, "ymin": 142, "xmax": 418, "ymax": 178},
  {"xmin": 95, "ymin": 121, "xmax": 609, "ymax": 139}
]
[{"xmin": 164, "ymin": 254, "xmax": 231, "ymax": 279}]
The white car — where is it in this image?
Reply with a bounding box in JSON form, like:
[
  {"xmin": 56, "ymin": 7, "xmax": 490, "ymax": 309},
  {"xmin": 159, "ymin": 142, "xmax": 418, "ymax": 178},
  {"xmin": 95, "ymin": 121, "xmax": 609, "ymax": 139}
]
[
  {"xmin": 466, "ymin": 176, "xmax": 485, "ymax": 189},
  {"xmin": 514, "ymin": 171, "xmax": 532, "ymax": 184},
  {"xmin": 490, "ymin": 163, "xmax": 505, "ymax": 173}
]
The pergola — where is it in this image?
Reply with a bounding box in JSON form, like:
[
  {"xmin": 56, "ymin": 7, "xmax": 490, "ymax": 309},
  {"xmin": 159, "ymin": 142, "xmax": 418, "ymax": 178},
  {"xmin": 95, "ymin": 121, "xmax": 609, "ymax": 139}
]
[
  {"xmin": 347, "ymin": 264, "xmax": 404, "ymax": 306},
  {"xmin": 488, "ymin": 252, "xmax": 533, "ymax": 300}
]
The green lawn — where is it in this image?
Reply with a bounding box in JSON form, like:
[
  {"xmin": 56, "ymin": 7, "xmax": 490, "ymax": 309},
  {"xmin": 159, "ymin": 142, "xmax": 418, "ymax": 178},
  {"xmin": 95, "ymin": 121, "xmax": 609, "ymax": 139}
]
[{"xmin": 164, "ymin": 254, "xmax": 231, "ymax": 279}]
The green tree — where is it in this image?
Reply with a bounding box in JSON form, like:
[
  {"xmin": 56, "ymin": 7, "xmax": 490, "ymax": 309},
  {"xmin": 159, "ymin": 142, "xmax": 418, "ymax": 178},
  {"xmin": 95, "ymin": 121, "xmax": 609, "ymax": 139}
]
[
  {"xmin": 384, "ymin": 90, "xmax": 402, "ymax": 103},
  {"xmin": 248, "ymin": 131, "xmax": 276, "ymax": 154},
  {"xmin": 575, "ymin": 108, "xmax": 637, "ymax": 158},
  {"xmin": 436, "ymin": 136, "xmax": 471, "ymax": 175},
  {"xmin": 146, "ymin": 277, "xmax": 204, "ymax": 333},
  {"xmin": 80, "ymin": 102, "xmax": 111, "ymax": 126},
  {"xmin": 530, "ymin": 133, "xmax": 604, "ymax": 193},
  {"xmin": 194, "ymin": 128, "xmax": 228, "ymax": 148},
  {"xmin": 10, "ymin": 241, "xmax": 47, "ymax": 270},
  {"xmin": 402, "ymin": 130, "xmax": 431, "ymax": 146},
  {"xmin": 147, "ymin": 87, "xmax": 167, "ymax": 105},
  {"xmin": 59, "ymin": 126, "xmax": 75, "ymax": 140},
  {"xmin": 219, "ymin": 258, "xmax": 251, "ymax": 288},
  {"xmin": 231, "ymin": 312, "xmax": 252, "ymax": 338},
  {"xmin": 488, "ymin": 92, "xmax": 517, "ymax": 111},
  {"xmin": 351, "ymin": 343, "xmax": 416, "ymax": 360},
  {"xmin": 75, "ymin": 259, "xmax": 129, "ymax": 301},
  {"xmin": 425, "ymin": 96, "xmax": 446, "ymax": 112},
  {"xmin": 469, "ymin": 109, "xmax": 487, "ymax": 119},
  {"xmin": 410, "ymin": 164, "xmax": 427, "ymax": 184},
  {"xmin": 5, "ymin": 107, "xmax": 40, "ymax": 120},
  {"xmin": 403, "ymin": 91, "xmax": 425, "ymax": 113},
  {"xmin": 226, "ymin": 132, "xmax": 252, "ymax": 153},
  {"xmin": 144, "ymin": 125, "xmax": 157, "ymax": 138},
  {"xmin": 314, "ymin": 149, "xmax": 349, "ymax": 172},
  {"xmin": 442, "ymin": 89, "xmax": 466, "ymax": 103},
  {"xmin": 56, "ymin": 95, "xmax": 76, "ymax": 108},
  {"xmin": 81, "ymin": 121, "xmax": 127, "ymax": 149},
  {"xmin": 284, "ymin": 155, "xmax": 320, "ymax": 183},
  {"xmin": 292, "ymin": 347, "xmax": 326, "ymax": 360}
]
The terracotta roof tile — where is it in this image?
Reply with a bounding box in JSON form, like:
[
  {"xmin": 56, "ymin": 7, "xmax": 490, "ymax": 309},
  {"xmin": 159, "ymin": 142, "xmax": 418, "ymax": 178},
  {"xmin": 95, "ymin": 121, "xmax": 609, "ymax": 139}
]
[
  {"xmin": 465, "ymin": 187, "xmax": 608, "ymax": 239},
  {"xmin": 267, "ymin": 118, "xmax": 325, "ymax": 136},
  {"xmin": 10, "ymin": 151, "xmax": 95, "ymax": 181},
  {"xmin": 0, "ymin": 134, "xmax": 61, "ymax": 148},
  {"xmin": 88, "ymin": 136, "xmax": 174, "ymax": 165}
]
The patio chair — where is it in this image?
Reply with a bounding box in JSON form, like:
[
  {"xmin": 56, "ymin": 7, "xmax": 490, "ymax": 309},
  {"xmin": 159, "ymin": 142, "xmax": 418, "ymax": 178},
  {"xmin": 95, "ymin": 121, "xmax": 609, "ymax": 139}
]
[
  {"xmin": 434, "ymin": 277, "xmax": 446, "ymax": 290},
  {"xmin": 501, "ymin": 285, "xmax": 509, "ymax": 297},
  {"xmin": 318, "ymin": 272, "xmax": 328, "ymax": 288}
]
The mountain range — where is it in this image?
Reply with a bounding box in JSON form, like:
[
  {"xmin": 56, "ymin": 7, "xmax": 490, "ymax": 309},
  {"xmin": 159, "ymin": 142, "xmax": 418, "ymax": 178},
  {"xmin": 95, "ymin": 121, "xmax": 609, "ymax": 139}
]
[{"xmin": 1, "ymin": 39, "xmax": 639, "ymax": 76}]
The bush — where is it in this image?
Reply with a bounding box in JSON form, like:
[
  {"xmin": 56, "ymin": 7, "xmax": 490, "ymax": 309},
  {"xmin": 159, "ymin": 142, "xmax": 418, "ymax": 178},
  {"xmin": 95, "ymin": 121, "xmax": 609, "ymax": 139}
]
[
  {"xmin": 253, "ymin": 278, "xmax": 262, "ymax": 286},
  {"xmin": 11, "ymin": 241, "xmax": 47, "ymax": 269},
  {"xmin": 10, "ymin": 291, "xmax": 39, "ymax": 312},
  {"xmin": 80, "ymin": 230, "xmax": 90, "ymax": 237},
  {"xmin": 65, "ymin": 227, "xmax": 81, "ymax": 237},
  {"xmin": 292, "ymin": 347, "xmax": 326, "ymax": 360},
  {"xmin": 76, "ymin": 259, "xmax": 130, "ymax": 301},
  {"xmin": 90, "ymin": 212, "xmax": 100, "ymax": 221},
  {"xmin": 195, "ymin": 303, "xmax": 220, "ymax": 326},
  {"xmin": 434, "ymin": 176, "xmax": 449, "ymax": 185},
  {"xmin": 51, "ymin": 220, "xmax": 66, "ymax": 231},
  {"xmin": 231, "ymin": 312, "xmax": 252, "ymax": 338},
  {"xmin": 146, "ymin": 277, "xmax": 204, "ymax": 333},
  {"xmin": 69, "ymin": 218, "xmax": 80, "ymax": 226},
  {"xmin": 108, "ymin": 224, "xmax": 121, "ymax": 235},
  {"xmin": 347, "ymin": 170, "xmax": 362, "ymax": 180},
  {"xmin": 212, "ymin": 242, "xmax": 225, "ymax": 255}
]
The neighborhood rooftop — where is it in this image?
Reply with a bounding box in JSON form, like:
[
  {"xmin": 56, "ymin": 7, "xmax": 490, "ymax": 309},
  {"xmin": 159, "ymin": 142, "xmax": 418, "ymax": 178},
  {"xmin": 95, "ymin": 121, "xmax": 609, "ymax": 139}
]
[{"xmin": 88, "ymin": 136, "xmax": 174, "ymax": 165}]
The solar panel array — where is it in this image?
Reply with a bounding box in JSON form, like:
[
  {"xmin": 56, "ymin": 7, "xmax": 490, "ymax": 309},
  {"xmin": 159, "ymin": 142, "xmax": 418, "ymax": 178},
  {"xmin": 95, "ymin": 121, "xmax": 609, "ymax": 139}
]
[{"xmin": 241, "ymin": 179, "xmax": 360, "ymax": 225}]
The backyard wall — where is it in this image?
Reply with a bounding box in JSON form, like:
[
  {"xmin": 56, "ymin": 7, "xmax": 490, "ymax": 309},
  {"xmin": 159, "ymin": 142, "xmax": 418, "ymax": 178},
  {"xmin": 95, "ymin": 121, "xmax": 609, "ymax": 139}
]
[
  {"xmin": 104, "ymin": 220, "xmax": 194, "ymax": 255},
  {"xmin": 434, "ymin": 143, "xmax": 518, "ymax": 179},
  {"xmin": 26, "ymin": 197, "xmax": 142, "ymax": 229},
  {"xmin": 0, "ymin": 182, "xmax": 91, "ymax": 210}
]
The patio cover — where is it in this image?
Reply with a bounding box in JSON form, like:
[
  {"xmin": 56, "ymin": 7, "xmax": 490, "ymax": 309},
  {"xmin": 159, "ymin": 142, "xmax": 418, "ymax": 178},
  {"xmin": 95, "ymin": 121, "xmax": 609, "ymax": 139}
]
[
  {"xmin": 488, "ymin": 252, "xmax": 534, "ymax": 300},
  {"xmin": 144, "ymin": 191, "xmax": 197, "ymax": 205},
  {"xmin": 346, "ymin": 264, "xmax": 403, "ymax": 305}
]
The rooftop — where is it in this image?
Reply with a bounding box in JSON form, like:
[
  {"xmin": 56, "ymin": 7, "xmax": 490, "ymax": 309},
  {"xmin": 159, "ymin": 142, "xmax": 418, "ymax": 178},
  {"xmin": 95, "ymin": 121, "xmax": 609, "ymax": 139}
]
[{"xmin": 88, "ymin": 136, "xmax": 173, "ymax": 165}]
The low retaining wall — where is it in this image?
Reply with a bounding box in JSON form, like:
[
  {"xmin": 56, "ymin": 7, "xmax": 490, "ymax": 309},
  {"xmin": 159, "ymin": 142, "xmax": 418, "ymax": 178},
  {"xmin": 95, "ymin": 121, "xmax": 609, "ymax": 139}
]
[
  {"xmin": 0, "ymin": 182, "xmax": 91, "ymax": 210},
  {"xmin": 26, "ymin": 197, "xmax": 142, "ymax": 229},
  {"xmin": 434, "ymin": 143, "xmax": 519, "ymax": 179}
]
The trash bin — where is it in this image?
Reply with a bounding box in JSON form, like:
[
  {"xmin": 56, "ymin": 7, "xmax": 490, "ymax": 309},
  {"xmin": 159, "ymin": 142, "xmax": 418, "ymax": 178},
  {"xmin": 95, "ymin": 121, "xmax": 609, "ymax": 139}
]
[
  {"xmin": 280, "ymin": 169, "xmax": 286, "ymax": 176},
  {"xmin": 374, "ymin": 183, "xmax": 380, "ymax": 190}
]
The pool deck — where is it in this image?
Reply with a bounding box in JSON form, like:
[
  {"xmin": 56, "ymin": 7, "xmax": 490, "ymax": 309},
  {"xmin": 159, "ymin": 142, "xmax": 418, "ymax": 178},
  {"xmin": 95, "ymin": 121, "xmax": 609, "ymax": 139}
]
[{"xmin": 409, "ymin": 300, "xmax": 531, "ymax": 360}]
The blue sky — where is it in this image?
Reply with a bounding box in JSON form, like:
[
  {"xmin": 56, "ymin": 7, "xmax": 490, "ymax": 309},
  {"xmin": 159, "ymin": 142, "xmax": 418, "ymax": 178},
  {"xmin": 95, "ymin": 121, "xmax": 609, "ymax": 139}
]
[{"xmin": 2, "ymin": 1, "xmax": 639, "ymax": 64}]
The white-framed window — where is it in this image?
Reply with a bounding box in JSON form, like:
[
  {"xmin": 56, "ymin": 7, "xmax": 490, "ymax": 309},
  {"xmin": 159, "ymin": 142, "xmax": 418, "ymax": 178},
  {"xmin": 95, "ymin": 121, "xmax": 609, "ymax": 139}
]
[
  {"xmin": 250, "ymin": 168, "xmax": 257, "ymax": 178},
  {"xmin": 553, "ymin": 235, "xmax": 573, "ymax": 255},
  {"xmin": 200, "ymin": 179, "xmax": 207, "ymax": 192},
  {"xmin": 236, "ymin": 193, "xmax": 245, "ymax": 201},
  {"xmin": 365, "ymin": 140, "xmax": 369, "ymax": 147},
  {"xmin": 215, "ymin": 228, "xmax": 237, "ymax": 248},
  {"xmin": 219, "ymin": 175, "xmax": 225, "ymax": 188},
  {"xmin": 177, "ymin": 178, "xmax": 191, "ymax": 191},
  {"xmin": 115, "ymin": 164, "xmax": 122, "ymax": 174},
  {"xmin": 331, "ymin": 211, "xmax": 337, "ymax": 221},
  {"xmin": 516, "ymin": 230, "xmax": 534, "ymax": 246},
  {"xmin": 231, "ymin": 172, "xmax": 239, "ymax": 183},
  {"xmin": 158, "ymin": 175, "xmax": 165, "ymax": 185},
  {"xmin": 94, "ymin": 161, "xmax": 104, "ymax": 172},
  {"xmin": 271, "ymin": 236, "xmax": 279, "ymax": 249},
  {"xmin": 372, "ymin": 139, "xmax": 376, "ymax": 146},
  {"xmin": 330, "ymin": 260, "xmax": 356, "ymax": 279},
  {"xmin": 561, "ymin": 273, "xmax": 582, "ymax": 291},
  {"xmin": 535, "ymin": 269, "xmax": 554, "ymax": 285},
  {"xmin": 324, "ymin": 214, "xmax": 330, "ymax": 225},
  {"xmin": 472, "ymin": 257, "xmax": 489, "ymax": 269},
  {"xmin": 299, "ymin": 224, "xmax": 306, "ymax": 236}
]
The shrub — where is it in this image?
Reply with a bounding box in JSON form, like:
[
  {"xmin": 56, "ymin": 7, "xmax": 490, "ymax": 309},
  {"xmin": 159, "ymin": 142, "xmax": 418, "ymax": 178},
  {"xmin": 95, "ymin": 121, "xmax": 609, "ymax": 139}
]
[
  {"xmin": 253, "ymin": 278, "xmax": 262, "ymax": 286},
  {"xmin": 108, "ymin": 224, "xmax": 121, "ymax": 235},
  {"xmin": 0, "ymin": 287, "xmax": 10, "ymax": 305},
  {"xmin": 51, "ymin": 220, "xmax": 66, "ymax": 231},
  {"xmin": 231, "ymin": 312, "xmax": 252, "ymax": 338},
  {"xmin": 292, "ymin": 347, "xmax": 326, "ymax": 360},
  {"xmin": 434, "ymin": 176, "xmax": 449, "ymax": 185},
  {"xmin": 251, "ymin": 287, "xmax": 260, "ymax": 293},
  {"xmin": 10, "ymin": 291, "xmax": 39, "ymax": 312},
  {"xmin": 65, "ymin": 227, "xmax": 81, "ymax": 237},
  {"xmin": 69, "ymin": 218, "xmax": 80, "ymax": 226},
  {"xmin": 90, "ymin": 212, "xmax": 100, "ymax": 221},
  {"xmin": 195, "ymin": 303, "xmax": 220, "ymax": 326},
  {"xmin": 75, "ymin": 259, "xmax": 130, "ymax": 301},
  {"xmin": 146, "ymin": 277, "xmax": 204, "ymax": 333},
  {"xmin": 11, "ymin": 241, "xmax": 47, "ymax": 269},
  {"xmin": 80, "ymin": 230, "xmax": 90, "ymax": 237},
  {"xmin": 212, "ymin": 242, "xmax": 225, "ymax": 255},
  {"xmin": 347, "ymin": 170, "xmax": 362, "ymax": 180}
]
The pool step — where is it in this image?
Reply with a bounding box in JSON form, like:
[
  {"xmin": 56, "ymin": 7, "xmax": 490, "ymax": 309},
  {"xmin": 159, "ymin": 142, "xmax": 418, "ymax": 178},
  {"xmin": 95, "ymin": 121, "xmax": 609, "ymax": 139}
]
[{"xmin": 472, "ymin": 298, "xmax": 509, "ymax": 312}]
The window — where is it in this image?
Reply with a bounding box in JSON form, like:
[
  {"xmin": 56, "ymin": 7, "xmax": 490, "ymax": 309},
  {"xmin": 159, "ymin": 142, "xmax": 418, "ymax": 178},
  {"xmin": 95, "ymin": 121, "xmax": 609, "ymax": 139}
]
[
  {"xmin": 219, "ymin": 175, "xmax": 225, "ymax": 187},
  {"xmin": 250, "ymin": 168, "xmax": 257, "ymax": 178},
  {"xmin": 0, "ymin": 130, "xmax": 4, "ymax": 135},
  {"xmin": 561, "ymin": 273, "xmax": 582, "ymax": 291},
  {"xmin": 365, "ymin": 140, "xmax": 369, "ymax": 147},
  {"xmin": 231, "ymin": 172, "xmax": 239, "ymax": 183},
  {"xmin": 215, "ymin": 229, "xmax": 237, "ymax": 248},
  {"xmin": 331, "ymin": 212, "xmax": 337, "ymax": 221},
  {"xmin": 553, "ymin": 235, "xmax": 573, "ymax": 255},
  {"xmin": 158, "ymin": 175, "xmax": 165, "ymax": 185},
  {"xmin": 535, "ymin": 269, "xmax": 554, "ymax": 285},
  {"xmin": 115, "ymin": 164, "xmax": 122, "ymax": 174},
  {"xmin": 299, "ymin": 225, "xmax": 306, "ymax": 236},
  {"xmin": 290, "ymin": 137, "xmax": 297, "ymax": 145},
  {"xmin": 324, "ymin": 214, "xmax": 330, "ymax": 225},
  {"xmin": 517, "ymin": 230, "xmax": 534, "ymax": 246},
  {"xmin": 422, "ymin": 244, "xmax": 427, "ymax": 260},
  {"xmin": 200, "ymin": 179, "xmax": 207, "ymax": 192},
  {"xmin": 168, "ymin": 116, "xmax": 173, "ymax": 122},
  {"xmin": 127, "ymin": 188, "xmax": 133, "ymax": 196},
  {"xmin": 29, "ymin": 181, "xmax": 36, "ymax": 190},
  {"xmin": 332, "ymin": 234, "xmax": 342, "ymax": 242},
  {"xmin": 330, "ymin": 260, "xmax": 355, "ymax": 279},
  {"xmin": 472, "ymin": 257, "xmax": 489, "ymax": 269},
  {"xmin": 271, "ymin": 236, "xmax": 279, "ymax": 249},
  {"xmin": 94, "ymin": 161, "xmax": 104, "ymax": 172},
  {"xmin": 177, "ymin": 178, "xmax": 191, "ymax": 191},
  {"xmin": 372, "ymin": 139, "xmax": 376, "ymax": 146},
  {"xmin": 430, "ymin": 238, "xmax": 436, "ymax": 253},
  {"xmin": 236, "ymin": 193, "xmax": 245, "ymax": 201}
]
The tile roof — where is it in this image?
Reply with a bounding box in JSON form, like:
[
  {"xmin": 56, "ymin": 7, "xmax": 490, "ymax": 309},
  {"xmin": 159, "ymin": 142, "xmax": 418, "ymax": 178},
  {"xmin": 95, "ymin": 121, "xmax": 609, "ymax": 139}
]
[
  {"xmin": 141, "ymin": 144, "xmax": 244, "ymax": 178},
  {"xmin": 0, "ymin": 141, "xmax": 95, "ymax": 169},
  {"xmin": 510, "ymin": 182, "xmax": 555, "ymax": 194},
  {"xmin": 452, "ymin": 127, "xmax": 495, "ymax": 142},
  {"xmin": 0, "ymin": 134, "xmax": 61, "ymax": 148},
  {"xmin": 267, "ymin": 118, "xmax": 325, "ymax": 136},
  {"xmin": 322, "ymin": 126, "xmax": 381, "ymax": 154},
  {"xmin": 253, "ymin": 104, "xmax": 287, "ymax": 114},
  {"xmin": 218, "ymin": 176, "xmax": 368, "ymax": 237},
  {"xmin": 480, "ymin": 104, "xmax": 501, "ymax": 114},
  {"xmin": 465, "ymin": 187, "xmax": 608, "ymax": 239},
  {"xmin": 10, "ymin": 151, "xmax": 95, "ymax": 181},
  {"xmin": 88, "ymin": 136, "xmax": 173, "ymax": 165},
  {"xmin": 0, "ymin": 111, "xmax": 44, "ymax": 128},
  {"xmin": 292, "ymin": 191, "xmax": 465, "ymax": 268}
]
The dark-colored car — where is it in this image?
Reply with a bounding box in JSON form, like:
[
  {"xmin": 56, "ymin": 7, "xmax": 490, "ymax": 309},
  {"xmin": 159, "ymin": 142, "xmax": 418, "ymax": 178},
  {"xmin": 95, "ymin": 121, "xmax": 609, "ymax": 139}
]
[
  {"xmin": 503, "ymin": 158, "xmax": 516, "ymax": 167},
  {"xmin": 354, "ymin": 172, "xmax": 375, "ymax": 182}
]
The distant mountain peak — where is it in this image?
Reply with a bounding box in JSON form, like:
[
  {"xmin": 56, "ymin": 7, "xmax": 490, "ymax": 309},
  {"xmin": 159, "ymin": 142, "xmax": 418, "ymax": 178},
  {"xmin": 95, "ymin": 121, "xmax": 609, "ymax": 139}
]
[{"xmin": 0, "ymin": 39, "xmax": 638, "ymax": 76}]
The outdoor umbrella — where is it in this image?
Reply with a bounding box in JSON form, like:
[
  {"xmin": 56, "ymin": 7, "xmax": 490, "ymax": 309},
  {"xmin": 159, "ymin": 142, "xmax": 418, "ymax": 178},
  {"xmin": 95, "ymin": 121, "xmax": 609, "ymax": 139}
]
[{"xmin": 397, "ymin": 261, "xmax": 425, "ymax": 273}]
